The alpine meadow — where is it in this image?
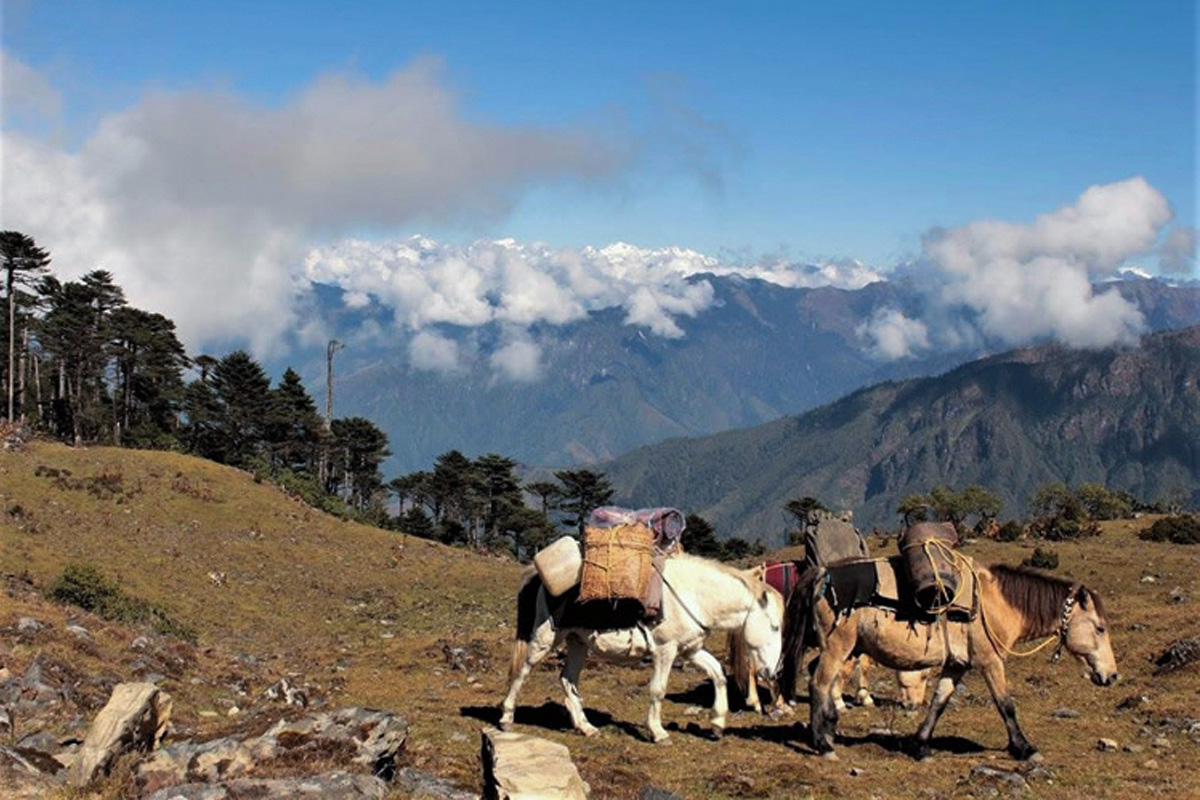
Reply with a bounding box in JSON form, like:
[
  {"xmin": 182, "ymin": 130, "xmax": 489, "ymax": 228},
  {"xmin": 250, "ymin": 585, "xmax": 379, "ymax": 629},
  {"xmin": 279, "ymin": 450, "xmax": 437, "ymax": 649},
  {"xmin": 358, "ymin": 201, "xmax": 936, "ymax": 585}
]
[{"xmin": 2, "ymin": 4, "xmax": 1198, "ymax": 800}]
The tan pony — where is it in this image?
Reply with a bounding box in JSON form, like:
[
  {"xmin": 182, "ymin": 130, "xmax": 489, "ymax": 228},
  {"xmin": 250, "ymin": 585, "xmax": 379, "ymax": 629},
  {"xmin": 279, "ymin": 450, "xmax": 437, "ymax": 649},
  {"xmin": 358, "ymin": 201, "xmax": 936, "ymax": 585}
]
[
  {"xmin": 501, "ymin": 554, "xmax": 783, "ymax": 743},
  {"xmin": 782, "ymin": 558, "xmax": 1118, "ymax": 760}
]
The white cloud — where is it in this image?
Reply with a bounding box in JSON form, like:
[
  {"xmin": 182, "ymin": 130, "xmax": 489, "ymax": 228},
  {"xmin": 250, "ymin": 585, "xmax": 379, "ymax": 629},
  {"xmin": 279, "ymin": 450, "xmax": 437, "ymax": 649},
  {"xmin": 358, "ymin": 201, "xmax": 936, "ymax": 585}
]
[
  {"xmin": 409, "ymin": 330, "xmax": 463, "ymax": 374},
  {"xmin": 1, "ymin": 56, "xmax": 625, "ymax": 353},
  {"xmin": 490, "ymin": 332, "xmax": 542, "ymax": 382},
  {"xmin": 1, "ymin": 51, "xmax": 62, "ymax": 124},
  {"xmin": 1161, "ymin": 226, "xmax": 1196, "ymax": 275},
  {"xmin": 856, "ymin": 308, "xmax": 930, "ymax": 359},
  {"xmin": 858, "ymin": 177, "xmax": 1171, "ymax": 359}
]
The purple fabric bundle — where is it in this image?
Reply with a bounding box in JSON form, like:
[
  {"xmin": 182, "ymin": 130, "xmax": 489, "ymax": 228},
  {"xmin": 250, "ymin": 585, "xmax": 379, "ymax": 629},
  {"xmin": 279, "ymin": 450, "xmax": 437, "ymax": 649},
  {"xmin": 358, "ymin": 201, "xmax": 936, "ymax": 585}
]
[{"xmin": 588, "ymin": 506, "xmax": 686, "ymax": 550}]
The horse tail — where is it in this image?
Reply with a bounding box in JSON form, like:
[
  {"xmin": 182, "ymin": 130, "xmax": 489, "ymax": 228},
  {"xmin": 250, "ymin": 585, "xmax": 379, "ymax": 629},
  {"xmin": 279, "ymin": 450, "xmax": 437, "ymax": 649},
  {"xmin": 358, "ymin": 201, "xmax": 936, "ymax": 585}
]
[
  {"xmin": 509, "ymin": 567, "xmax": 542, "ymax": 684},
  {"xmin": 726, "ymin": 629, "xmax": 751, "ymax": 699},
  {"xmin": 779, "ymin": 565, "xmax": 825, "ymax": 701}
]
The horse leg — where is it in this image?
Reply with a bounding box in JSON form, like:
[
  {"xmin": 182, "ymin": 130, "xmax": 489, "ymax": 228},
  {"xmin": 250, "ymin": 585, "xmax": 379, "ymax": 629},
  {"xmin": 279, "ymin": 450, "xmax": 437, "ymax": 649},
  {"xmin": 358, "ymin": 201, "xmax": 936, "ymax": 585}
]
[
  {"xmin": 809, "ymin": 629, "xmax": 853, "ymax": 757},
  {"xmin": 647, "ymin": 641, "xmax": 679, "ymax": 744},
  {"xmin": 499, "ymin": 619, "xmax": 557, "ymax": 731},
  {"xmin": 745, "ymin": 668, "xmax": 763, "ymax": 715},
  {"xmin": 560, "ymin": 635, "xmax": 599, "ymax": 737},
  {"xmin": 979, "ymin": 658, "xmax": 1038, "ymax": 760},
  {"xmin": 855, "ymin": 656, "xmax": 875, "ymax": 707},
  {"xmin": 687, "ymin": 647, "xmax": 730, "ymax": 738},
  {"xmin": 833, "ymin": 659, "xmax": 848, "ymax": 711},
  {"xmin": 910, "ymin": 665, "xmax": 965, "ymax": 760}
]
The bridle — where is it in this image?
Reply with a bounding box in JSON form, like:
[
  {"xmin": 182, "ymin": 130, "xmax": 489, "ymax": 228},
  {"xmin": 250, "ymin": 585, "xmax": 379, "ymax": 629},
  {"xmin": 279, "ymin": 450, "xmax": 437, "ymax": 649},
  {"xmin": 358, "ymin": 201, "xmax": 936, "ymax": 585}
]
[{"xmin": 1049, "ymin": 582, "xmax": 1083, "ymax": 663}]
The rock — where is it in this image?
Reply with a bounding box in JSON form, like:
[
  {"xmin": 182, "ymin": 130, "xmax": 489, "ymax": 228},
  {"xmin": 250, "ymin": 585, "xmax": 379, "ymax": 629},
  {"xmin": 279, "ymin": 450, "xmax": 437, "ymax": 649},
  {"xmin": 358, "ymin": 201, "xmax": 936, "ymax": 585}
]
[
  {"xmin": 66, "ymin": 682, "xmax": 173, "ymax": 787},
  {"xmin": 16, "ymin": 618, "xmax": 44, "ymax": 635},
  {"xmin": 1151, "ymin": 736, "xmax": 1170, "ymax": 749},
  {"xmin": 136, "ymin": 707, "xmax": 408, "ymax": 792},
  {"xmin": 395, "ymin": 767, "xmax": 478, "ymax": 800},
  {"xmin": 1153, "ymin": 636, "xmax": 1200, "ymax": 676},
  {"xmin": 0, "ymin": 745, "xmax": 60, "ymax": 800},
  {"xmin": 1097, "ymin": 738, "xmax": 1119, "ymax": 752},
  {"xmin": 969, "ymin": 765, "xmax": 1029, "ymax": 794},
  {"xmin": 1142, "ymin": 759, "xmax": 1159, "ymax": 769},
  {"xmin": 131, "ymin": 636, "xmax": 152, "ymax": 651},
  {"xmin": 1140, "ymin": 575, "xmax": 1156, "ymax": 583},
  {"xmin": 262, "ymin": 677, "xmax": 308, "ymax": 708},
  {"xmin": 65, "ymin": 623, "xmax": 91, "ymax": 640},
  {"xmin": 639, "ymin": 788, "xmax": 686, "ymax": 800},
  {"xmin": 684, "ymin": 705, "xmax": 703, "ymax": 716},
  {"xmin": 16, "ymin": 731, "xmax": 58, "ymax": 752},
  {"xmin": 1115, "ymin": 694, "xmax": 1149, "ymax": 712},
  {"xmin": 481, "ymin": 729, "xmax": 588, "ymax": 800},
  {"xmin": 849, "ymin": 766, "xmax": 865, "ymax": 777},
  {"xmin": 1123, "ymin": 744, "xmax": 1144, "ymax": 754},
  {"xmin": 1050, "ymin": 708, "xmax": 1079, "ymax": 719},
  {"xmin": 140, "ymin": 771, "xmax": 388, "ymax": 799},
  {"xmin": 0, "ymin": 707, "xmax": 10, "ymax": 735}
]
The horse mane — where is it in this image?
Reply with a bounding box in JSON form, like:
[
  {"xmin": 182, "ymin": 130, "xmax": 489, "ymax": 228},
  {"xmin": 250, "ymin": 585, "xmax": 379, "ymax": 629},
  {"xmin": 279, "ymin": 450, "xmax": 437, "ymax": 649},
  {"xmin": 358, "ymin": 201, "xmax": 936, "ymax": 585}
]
[{"xmin": 987, "ymin": 564, "xmax": 1101, "ymax": 636}]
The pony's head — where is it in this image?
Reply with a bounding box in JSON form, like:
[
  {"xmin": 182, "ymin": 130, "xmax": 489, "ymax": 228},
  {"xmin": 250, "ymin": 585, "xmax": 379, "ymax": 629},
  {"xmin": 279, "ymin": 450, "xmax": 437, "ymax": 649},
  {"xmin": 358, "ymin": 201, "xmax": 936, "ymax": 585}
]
[
  {"xmin": 1063, "ymin": 587, "xmax": 1119, "ymax": 687},
  {"xmin": 737, "ymin": 568, "xmax": 784, "ymax": 684}
]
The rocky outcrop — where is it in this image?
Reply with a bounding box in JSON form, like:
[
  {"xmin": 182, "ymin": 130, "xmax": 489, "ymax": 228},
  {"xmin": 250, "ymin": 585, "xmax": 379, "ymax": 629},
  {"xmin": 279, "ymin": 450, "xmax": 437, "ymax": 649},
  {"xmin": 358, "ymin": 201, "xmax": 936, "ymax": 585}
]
[
  {"xmin": 141, "ymin": 771, "xmax": 389, "ymax": 799},
  {"xmin": 481, "ymin": 730, "xmax": 588, "ymax": 800},
  {"xmin": 67, "ymin": 681, "xmax": 173, "ymax": 787},
  {"xmin": 136, "ymin": 707, "xmax": 408, "ymax": 794}
]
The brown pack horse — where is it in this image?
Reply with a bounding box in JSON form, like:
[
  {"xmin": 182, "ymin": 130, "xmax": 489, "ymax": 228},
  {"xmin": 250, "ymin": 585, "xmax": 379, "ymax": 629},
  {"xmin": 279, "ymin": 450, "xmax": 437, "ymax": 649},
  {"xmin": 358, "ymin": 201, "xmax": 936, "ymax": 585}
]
[{"xmin": 782, "ymin": 558, "xmax": 1119, "ymax": 760}]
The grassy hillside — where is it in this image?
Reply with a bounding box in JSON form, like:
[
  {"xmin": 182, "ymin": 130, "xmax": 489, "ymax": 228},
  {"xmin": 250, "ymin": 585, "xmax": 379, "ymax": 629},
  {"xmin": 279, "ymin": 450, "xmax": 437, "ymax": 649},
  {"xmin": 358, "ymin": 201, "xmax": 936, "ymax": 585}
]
[
  {"xmin": 604, "ymin": 325, "xmax": 1200, "ymax": 541},
  {"xmin": 3, "ymin": 442, "xmax": 1198, "ymax": 799}
]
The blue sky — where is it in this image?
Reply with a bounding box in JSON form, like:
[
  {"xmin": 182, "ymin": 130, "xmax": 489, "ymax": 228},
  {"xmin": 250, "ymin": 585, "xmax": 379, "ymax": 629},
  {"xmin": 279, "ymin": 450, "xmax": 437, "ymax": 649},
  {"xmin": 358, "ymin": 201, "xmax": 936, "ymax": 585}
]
[
  {"xmin": 1, "ymin": 1, "xmax": 1195, "ymax": 357},
  {"xmin": 5, "ymin": 0, "xmax": 1194, "ymax": 262}
]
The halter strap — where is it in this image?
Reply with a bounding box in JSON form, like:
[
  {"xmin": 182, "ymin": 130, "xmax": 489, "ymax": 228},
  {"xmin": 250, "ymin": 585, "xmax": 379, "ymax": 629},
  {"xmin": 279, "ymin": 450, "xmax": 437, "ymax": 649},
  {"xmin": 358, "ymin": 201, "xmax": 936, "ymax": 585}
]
[{"xmin": 1049, "ymin": 582, "xmax": 1083, "ymax": 663}]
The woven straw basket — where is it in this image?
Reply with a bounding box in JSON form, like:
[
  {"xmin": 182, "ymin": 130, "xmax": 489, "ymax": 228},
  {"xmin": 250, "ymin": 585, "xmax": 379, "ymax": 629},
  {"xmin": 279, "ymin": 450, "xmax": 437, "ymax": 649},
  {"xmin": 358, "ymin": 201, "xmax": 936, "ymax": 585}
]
[{"xmin": 579, "ymin": 522, "xmax": 655, "ymax": 604}]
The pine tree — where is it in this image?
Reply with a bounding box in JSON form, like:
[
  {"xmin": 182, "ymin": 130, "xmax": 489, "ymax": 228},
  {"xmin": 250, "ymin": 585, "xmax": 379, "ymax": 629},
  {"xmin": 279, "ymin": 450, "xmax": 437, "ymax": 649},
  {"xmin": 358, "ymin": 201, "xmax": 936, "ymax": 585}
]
[
  {"xmin": 1, "ymin": 232, "xmax": 51, "ymax": 423},
  {"xmin": 554, "ymin": 468, "xmax": 615, "ymax": 535},
  {"xmin": 266, "ymin": 368, "xmax": 323, "ymax": 474},
  {"xmin": 210, "ymin": 350, "xmax": 272, "ymax": 465},
  {"xmin": 329, "ymin": 416, "xmax": 391, "ymax": 512}
]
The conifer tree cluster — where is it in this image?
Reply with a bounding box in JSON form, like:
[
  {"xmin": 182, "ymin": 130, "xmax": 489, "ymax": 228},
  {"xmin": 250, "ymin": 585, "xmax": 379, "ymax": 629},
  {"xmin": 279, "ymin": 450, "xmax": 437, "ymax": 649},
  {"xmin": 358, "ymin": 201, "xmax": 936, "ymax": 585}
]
[{"xmin": 0, "ymin": 231, "xmax": 389, "ymax": 522}]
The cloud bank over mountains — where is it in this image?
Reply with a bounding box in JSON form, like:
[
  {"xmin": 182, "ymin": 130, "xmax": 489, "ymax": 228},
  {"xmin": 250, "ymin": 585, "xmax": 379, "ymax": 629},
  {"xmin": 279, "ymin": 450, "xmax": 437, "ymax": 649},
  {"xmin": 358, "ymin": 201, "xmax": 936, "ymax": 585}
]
[{"xmin": 2, "ymin": 52, "xmax": 1194, "ymax": 375}]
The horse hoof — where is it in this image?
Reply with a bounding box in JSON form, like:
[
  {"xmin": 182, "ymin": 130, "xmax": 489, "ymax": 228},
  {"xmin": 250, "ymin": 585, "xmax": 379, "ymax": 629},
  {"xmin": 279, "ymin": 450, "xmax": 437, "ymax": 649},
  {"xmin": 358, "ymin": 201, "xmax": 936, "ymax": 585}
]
[
  {"xmin": 711, "ymin": 726, "xmax": 724, "ymax": 741},
  {"xmin": 498, "ymin": 721, "xmax": 513, "ymax": 732},
  {"xmin": 1027, "ymin": 752, "xmax": 1045, "ymax": 764},
  {"xmin": 860, "ymin": 695, "xmax": 875, "ymax": 708},
  {"xmin": 820, "ymin": 750, "xmax": 840, "ymax": 761},
  {"xmin": 581, "ymin": 726, "xmax": 600, "ymax": 738},
  {"xmin": 653, "ymin": 735, "xmax": 672, "ymax": 746}
]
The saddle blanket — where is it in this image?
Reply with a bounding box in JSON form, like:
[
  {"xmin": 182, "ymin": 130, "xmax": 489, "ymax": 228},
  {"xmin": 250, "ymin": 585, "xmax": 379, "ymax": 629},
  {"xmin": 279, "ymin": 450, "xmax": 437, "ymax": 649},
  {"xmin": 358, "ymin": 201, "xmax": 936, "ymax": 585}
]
[{"xmin": 763, "ymin": 561, "xmax": 801, "ymax": 599}]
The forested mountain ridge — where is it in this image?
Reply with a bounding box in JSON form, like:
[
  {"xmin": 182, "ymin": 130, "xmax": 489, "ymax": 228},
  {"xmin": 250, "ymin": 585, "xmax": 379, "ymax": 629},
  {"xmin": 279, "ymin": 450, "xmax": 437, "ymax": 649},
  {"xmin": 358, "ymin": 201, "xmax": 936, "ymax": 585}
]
[
  {"xmin": 600, "ymin": 325, "xmax": 1200, "ymax": 541},
  {"xmin": 308, "ymin": 274, "xmax": 1200, "ymax": 475}
]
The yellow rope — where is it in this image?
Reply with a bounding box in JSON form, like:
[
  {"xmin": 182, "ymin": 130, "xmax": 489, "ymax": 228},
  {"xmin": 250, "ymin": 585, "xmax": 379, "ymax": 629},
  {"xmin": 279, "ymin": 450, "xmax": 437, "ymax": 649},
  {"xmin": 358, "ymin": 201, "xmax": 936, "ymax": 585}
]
[{"xmin": 936, "ymin": 542, "xmax": 1062, "ymax": 659}]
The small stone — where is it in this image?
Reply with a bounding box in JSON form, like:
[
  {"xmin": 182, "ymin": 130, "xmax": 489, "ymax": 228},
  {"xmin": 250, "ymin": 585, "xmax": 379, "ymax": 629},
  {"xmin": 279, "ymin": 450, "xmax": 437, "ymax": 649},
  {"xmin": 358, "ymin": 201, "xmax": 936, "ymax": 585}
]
[
  {"xmin": 1151, "ymin": 737, "xmax": 1170, "ymax": 749},
  {"xmin": 1140, "ymin": 575, "xmax": 1156, "ymax": 583},
  {"xmin": 1097, "ymin": 738, "xmax": 1119, "ymax": 751},
  {"xmin": 1142, "ymin": 759, "xmax": 1158, "ymax": 769},
  {"xmin": 65, "ymin": 623, "xmax": 91, "ymax": 640},
  {"xmin": 684, "ymin": 705, "xmax": 702, "ymax": 716},
  {"xmin": 450, "ymin": 731, "xmax": 469, "ymax": 743},
  {"xmin": 849, "ymin": 767, "xmax": 865, "ymax": 777},
  {"xmin": 130, "ymin": 636, "xmax": 151, "ymax": 651},
  {"xmin": 198, "ymin": 710, "xmax": 219, "ymax": 718},
  {"xmin": 16, "ymin": 618, "xmax": 44, "ymax": 634},
  {"xmin": 1123, "ymin": 744, "xmax": 1144, "ymax": 754},
  {"xmin": 227, "ymin": 706, "xmax": 240, "ymax": 717},
  {"xmin": 1051, "ymin": 708, "xmax": 1079, "ymax": 719}
]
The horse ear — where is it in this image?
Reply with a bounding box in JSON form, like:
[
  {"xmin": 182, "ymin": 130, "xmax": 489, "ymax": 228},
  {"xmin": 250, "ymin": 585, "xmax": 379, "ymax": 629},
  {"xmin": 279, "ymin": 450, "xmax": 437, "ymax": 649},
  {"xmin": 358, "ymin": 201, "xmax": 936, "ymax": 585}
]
[
  {"xmin": 1077, "ymin": 588, "xmax": 1090, "ymax": 610},
  {"xmin": 759, "ymin": 588, "xmax": 770, "ymax": 608}
]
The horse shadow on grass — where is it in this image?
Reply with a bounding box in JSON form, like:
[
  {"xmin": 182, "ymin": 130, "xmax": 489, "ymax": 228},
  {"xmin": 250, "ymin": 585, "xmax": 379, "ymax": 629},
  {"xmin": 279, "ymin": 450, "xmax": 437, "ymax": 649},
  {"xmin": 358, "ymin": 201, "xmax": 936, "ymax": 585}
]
[{"xmin": 460, "ymin": 702, "xmax": 644, "ymax": 741}]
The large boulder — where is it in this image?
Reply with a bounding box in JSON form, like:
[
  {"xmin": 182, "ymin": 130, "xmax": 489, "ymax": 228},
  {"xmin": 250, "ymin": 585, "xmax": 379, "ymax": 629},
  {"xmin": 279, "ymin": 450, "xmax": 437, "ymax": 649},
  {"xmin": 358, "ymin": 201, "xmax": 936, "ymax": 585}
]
[
  {"xmin": 481, "ymin": 730, "xmax": 588, "ymax": 800},
  {"xmin": 67, "ymin": 682, "xmax": 172, "ymax": 787}
]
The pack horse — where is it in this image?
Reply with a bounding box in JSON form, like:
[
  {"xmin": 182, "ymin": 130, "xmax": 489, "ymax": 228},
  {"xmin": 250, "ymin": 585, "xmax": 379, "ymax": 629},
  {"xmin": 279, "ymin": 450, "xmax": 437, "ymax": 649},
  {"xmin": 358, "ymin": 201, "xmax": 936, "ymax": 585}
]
[
  {"xmin": 501, "ymin": 552, "xmax": 783, "ymax": 743},
  {"xmin": 783, "ymin": 549, "xmax": 1119, "ymax": 760}
]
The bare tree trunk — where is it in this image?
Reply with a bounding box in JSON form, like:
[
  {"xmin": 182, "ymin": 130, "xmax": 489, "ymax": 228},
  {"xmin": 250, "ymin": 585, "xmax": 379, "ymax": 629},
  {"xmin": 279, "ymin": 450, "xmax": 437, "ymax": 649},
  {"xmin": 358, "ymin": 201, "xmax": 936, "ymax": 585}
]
[
  {"xmin": 17, "ymin": 325, "xmax": 27, "ymax": 423},
  {"xmin": 33, "ymin": 352, "xmax": 42, "ymax": 427},
  {"xmin": 6, "ymin": 271, "xmax": 14, "ymax": 423}
]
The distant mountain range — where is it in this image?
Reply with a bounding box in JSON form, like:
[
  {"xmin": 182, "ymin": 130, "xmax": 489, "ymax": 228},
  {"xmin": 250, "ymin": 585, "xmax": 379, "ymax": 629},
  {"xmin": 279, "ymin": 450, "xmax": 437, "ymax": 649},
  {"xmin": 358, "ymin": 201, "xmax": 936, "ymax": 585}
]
[
  {"xmin": 601, "ymin": 325, "xmax": 1200, "ymax": 542},
  {"xmin": 279, "ymin": 275, "xmax": 1200, "ymax": 479}
]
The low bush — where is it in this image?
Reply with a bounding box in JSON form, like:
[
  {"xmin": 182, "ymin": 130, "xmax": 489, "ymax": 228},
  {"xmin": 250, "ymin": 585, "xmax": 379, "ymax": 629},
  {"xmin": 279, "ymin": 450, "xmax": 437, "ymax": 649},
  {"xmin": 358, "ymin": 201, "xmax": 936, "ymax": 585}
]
[
  {"xmin": 996, "ymin": 520, "xmax": 1023, "ymax": 542},
  {"xmin": 1139, "ymin": 515, "xmax": 1200, "ymax": 545},
  {"xmin": 47, "ymin": 563, "xmax": 195, "ymax": 641},
  {"xmin": 1022, "ymin": 547, "xmax": 1059, "ymax": 570}
]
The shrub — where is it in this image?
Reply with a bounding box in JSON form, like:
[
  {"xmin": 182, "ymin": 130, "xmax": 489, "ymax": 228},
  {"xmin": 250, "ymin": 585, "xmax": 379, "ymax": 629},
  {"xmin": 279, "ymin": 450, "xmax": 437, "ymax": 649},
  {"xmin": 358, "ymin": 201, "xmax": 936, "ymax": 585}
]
[
  {"xmin": 1139, "ymin": 515, "xmax": 1200, "ymax": 545},
  {"xmin": 48, "ymin": 563, "xmax": 195, "ymax": 641},
  {"xmin": 1022, "ymin": 547, "xmax": 1059, "ymax": 570},
  {"xmin": 996, "ymin": 520, "xmax": 1024, "ymax": 542}
]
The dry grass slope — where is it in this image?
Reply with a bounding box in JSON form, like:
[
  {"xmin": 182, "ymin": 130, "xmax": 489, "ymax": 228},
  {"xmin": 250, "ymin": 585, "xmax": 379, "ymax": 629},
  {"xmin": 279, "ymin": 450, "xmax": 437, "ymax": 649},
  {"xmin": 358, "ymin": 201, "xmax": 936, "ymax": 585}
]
[{"xmin": 2, "ymin": 441, "xmax": 1198, "ymax": 799}]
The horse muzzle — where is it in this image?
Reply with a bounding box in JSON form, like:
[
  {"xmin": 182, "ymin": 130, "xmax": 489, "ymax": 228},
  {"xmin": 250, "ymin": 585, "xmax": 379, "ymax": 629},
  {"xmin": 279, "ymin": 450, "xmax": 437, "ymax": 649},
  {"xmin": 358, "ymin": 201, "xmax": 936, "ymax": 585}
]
[{"xmin": 1091, "ymin": 670, "xmax": 1119, "ymax": 687}]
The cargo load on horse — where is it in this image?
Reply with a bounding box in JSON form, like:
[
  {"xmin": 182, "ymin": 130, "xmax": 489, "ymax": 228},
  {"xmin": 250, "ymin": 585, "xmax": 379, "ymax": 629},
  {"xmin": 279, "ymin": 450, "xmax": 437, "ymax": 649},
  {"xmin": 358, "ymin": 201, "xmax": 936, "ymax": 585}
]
[
  {"xmin": 897, "ymin": 521, "xmax": 962, "ymax": 612},
  {"xmin": 531, "ymin": 506, "xmax": 685, "ymax": 625}
]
